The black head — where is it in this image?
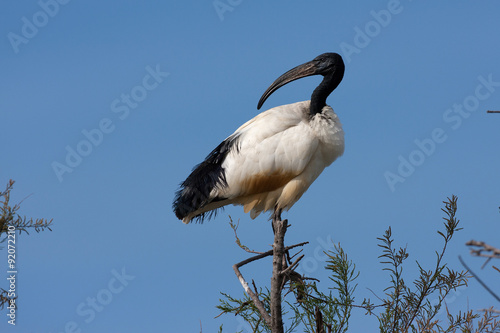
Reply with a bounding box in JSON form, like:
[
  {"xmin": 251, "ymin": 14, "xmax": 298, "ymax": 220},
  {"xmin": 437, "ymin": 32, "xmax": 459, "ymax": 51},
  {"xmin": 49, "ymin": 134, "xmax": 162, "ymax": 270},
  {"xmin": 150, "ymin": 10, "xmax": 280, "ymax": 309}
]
[
  {"xmin": 257, "ymin": 53, "xmax": 345, "ymax": 110},
  {"xmin": 309, "ymin": 53, "xmax": 344, "ymax": 76}
]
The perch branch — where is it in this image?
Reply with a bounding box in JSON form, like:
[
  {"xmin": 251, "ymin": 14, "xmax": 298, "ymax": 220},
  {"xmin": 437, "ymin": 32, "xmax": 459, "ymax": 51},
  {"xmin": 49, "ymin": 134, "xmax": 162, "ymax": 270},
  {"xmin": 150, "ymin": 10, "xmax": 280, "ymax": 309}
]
[
  {"xmin": 232, "ymin": 239, "xmax": 309, "ymax": 329},
  {"xmin": 270, "ymin": 216, "xmax": 288, "ymax": 333}
]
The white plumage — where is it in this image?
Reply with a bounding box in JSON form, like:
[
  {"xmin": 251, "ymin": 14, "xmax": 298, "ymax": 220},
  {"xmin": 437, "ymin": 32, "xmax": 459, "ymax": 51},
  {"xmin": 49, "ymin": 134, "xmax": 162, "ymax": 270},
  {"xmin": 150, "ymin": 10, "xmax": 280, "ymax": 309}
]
[
  {"xmin": 173, "ymin": 53, "xmax": 345, "ymax": 224},
  {"xmin": 182, "ymin": 101, "xmax": 344, "ymax": 223}
]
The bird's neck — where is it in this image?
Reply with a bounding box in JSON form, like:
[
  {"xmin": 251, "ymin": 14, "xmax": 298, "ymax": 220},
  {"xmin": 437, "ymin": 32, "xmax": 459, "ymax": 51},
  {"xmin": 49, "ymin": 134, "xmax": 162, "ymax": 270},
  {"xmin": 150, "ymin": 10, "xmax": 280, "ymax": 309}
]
[{"xmin": 309, "ymin": 69, "xmax": 344, "ymax": 115}]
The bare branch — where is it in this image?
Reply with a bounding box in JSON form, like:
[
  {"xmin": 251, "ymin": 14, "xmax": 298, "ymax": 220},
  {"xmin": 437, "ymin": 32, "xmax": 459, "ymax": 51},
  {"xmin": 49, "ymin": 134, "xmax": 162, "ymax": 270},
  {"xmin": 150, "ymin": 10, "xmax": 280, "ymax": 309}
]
[
  {"xmin": 233, "ymin": 241, "xmax": 308, "ymax": 269},
  {"xmin": 459, "ymin": 255, "xmax": 500, "ymax": 302},
  {"xmin": 315, "ymin": 306, "xmax": 325, "ymax": 333},
  {"xmin": 466, "ymin": 240, "xmax": 500, "ymax": 259},
  {"xmin": 230, "ymin": 234, "xmax": 308, "ymax": 329},
  {"xmin": 478, "ymin": 308, "xmax": 500, "ymax": 314},
  {"xmin": 270, "ymin": 217, "xmax": 288, "ymax": 333},
  {"xmin": 233, "ymin": 257, "xmax": 273, "ymax": 326},
  {"xmin": 281, "ymin": 254, "xmax": 304, "ymax": 276}
]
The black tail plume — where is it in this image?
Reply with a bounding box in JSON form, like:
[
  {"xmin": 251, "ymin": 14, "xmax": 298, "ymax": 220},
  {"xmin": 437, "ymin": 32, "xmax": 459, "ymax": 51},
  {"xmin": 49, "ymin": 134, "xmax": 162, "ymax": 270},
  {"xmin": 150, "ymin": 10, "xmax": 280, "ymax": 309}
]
[{"xmin": 173, "ymin": 134, "xmax": 239, "ymax": 223}]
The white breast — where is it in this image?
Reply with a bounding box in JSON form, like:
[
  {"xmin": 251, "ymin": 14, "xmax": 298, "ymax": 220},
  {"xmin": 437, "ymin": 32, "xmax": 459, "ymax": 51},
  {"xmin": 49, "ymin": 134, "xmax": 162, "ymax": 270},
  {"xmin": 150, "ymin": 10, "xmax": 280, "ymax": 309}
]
[{"xmin": 215, "ymin": 100, "xmax": 344, "ymax": 219}]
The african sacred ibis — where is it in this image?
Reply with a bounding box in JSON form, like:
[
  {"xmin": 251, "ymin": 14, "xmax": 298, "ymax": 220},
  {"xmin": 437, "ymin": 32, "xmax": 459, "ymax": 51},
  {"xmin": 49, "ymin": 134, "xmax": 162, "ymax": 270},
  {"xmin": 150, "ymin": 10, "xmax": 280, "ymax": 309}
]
[{"xmin": 173, "ymin": 53, "xmax": 345, "ymax": 223}]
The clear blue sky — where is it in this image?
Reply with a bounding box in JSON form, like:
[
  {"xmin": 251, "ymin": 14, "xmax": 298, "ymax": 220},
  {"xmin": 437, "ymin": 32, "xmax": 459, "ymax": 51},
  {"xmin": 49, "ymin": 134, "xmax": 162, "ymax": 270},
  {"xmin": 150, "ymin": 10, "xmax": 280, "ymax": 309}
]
[{"xmin": 1, "ymin": 1, "xmax": 500, "ymax": 332}]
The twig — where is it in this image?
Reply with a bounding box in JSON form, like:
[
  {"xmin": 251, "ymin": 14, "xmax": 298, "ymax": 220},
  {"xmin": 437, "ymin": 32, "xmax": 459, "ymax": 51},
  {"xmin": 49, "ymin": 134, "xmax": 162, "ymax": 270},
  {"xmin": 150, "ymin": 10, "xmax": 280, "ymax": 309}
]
[
  {"xmin": 229, "ymin": 217, "xmax": 264, "ymax": 254},
  {"xmin": 466, "ymin": 240, "xmax": 500, "ymax": 269},
  {"xmin": 287, "ymin": 248, "xmax": 303, "ymax": 262},
  {"xmin": 478, "ymin": 308, "xmax": 500, "ymax": 314},
  {"xmin": 481, "ymin": 257, "xmax": 493, "ymax": 269},
  {"xmin": 366, "ymin": 287, "xmax": 385, "ymax": 304},
  {"xmin": 233, "ymin": 261, "xmax": 272, "ymax": 326},
  {"xmin": 233, "ymin": 242, "xmax": 308, "ymax": 269},
  {"xmin": 287, "ymin": 242, "xmax": 309, "ymax": 251},
  {"xmin": 302, "ymin": 276, "xmax": 320, "ymax": 282},
  {"xmin": 252, "ymin": 280, "xmax": 259, "ymax": 295},
  {"xmin": 487, "ymin": 110, "xmax": 500, "ymax": 113},
  {"xmin": 231, "ymin": 239, "xmax": 308, "ymax": 328},
  {"xmin": 466, "ymin": 240, "xmax": 500, "ymax": 259},
  {"xmin": 281, "ymin": 254, "xmax": 304, "ymax": 276},
  {"xmin": 403, "ymin": 195, "xmax": 461, "ymax": 332},
  {"xmin": 459, "ymin": 255, "xmax": 500, "ymax": 302}
]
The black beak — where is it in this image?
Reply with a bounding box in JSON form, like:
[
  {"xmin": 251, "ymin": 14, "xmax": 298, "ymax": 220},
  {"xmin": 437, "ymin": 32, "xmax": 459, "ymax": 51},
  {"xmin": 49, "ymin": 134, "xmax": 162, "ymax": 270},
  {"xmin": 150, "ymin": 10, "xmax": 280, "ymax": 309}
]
[{"xmin": 257, "ymin": 59, "xmax": 319, "ymax": 110}]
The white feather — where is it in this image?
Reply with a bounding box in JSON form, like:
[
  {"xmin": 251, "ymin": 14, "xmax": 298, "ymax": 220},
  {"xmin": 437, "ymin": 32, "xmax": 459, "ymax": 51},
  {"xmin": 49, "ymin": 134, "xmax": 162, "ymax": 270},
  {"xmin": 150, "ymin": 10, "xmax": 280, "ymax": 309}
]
[{"xmin": 209, "ymin": 100, "xmax": 344, "ymax": 219}]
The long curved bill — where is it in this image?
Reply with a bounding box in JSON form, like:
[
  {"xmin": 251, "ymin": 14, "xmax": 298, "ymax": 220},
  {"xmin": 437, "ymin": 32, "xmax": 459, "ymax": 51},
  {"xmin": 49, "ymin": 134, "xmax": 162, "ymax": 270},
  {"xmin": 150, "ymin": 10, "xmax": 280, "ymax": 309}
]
[{"xmin": 257, "ymin": 60, "xmax": 318, "ymax": 110}]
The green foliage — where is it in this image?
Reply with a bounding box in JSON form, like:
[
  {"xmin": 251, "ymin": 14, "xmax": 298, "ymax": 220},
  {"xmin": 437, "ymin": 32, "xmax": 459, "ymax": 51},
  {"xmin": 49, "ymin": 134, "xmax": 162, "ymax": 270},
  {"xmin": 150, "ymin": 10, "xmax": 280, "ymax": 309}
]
[
  {"xmin": 293, "ymin": 244, "xmax": 358, "ymax": 333},
  {"xmin": 217, "ymin": 288, "xmax": 272, "ymax": 333},
  {"xmin": 0, "ymin": 180, "xmax": 53, "ymax": 310},
  {"xmin": 217, "ymin": 243, "xmax": 360, "ymax": 333},
  {"xmin": 376, "ymin": 196, "xmax": 474, "ymax": 333},
  {"xmin": 216, "ymin": 196, "xmax": 500, "ymax": 332},
  {"xmin": 0, "ymin": 180, "xmax": 53, "ymax": 241}
]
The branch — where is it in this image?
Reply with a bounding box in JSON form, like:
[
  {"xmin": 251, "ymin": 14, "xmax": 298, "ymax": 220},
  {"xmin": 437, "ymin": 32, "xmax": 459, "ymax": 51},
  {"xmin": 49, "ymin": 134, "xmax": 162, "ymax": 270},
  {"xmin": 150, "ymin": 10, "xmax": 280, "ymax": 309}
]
[
  {"xmin": 403, "ymin": 195, "xmax": 463, "ymax": 331},
  {"xmin": 281, "ymin": 254, "xmax": 304, "ymax": 276},
  {"xmin": 315, "ymin": 306, "xmax": 325, "ymax": 333},
  {"xmin": 231, "ymin": 238, "xmax": 308, "ymax": 329},
  {"xmin": 271, "ymin": 217, "xmax": 288, "ymax": 333},
  {"xmin": 478, "ymin": 308, "xmax": 500, "ymax": 314},
  {"xmin": 229, "ymin": 217, "xmax": 264, "ymax": 254},
  {"xmin": 466, "ymin": 240, "xmax": 500, "ymax": 259},
  {"xmin": 233, "ymin": 258, "xmax": 273, "ymax": 326},
  {"xmin": 233, "ymin": 242, "xmax": 308, "ymax": 268},
  {"xmin": 459, "ymin": 255, "xmax": 500, "ymax": 302}
]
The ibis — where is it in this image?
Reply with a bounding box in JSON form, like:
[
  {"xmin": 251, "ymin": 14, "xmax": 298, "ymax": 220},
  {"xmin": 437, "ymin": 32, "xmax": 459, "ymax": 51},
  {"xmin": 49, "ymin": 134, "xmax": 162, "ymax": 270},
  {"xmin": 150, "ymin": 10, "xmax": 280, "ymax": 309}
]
[{"xmin": 173, "ymin": 53, "xmax": 345, "ymax": 223}]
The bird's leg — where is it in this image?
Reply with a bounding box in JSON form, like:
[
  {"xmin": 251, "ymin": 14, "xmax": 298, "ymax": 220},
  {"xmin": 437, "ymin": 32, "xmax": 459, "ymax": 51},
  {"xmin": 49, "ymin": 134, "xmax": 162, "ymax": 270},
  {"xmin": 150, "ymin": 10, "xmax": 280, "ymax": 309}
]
[
  {"xmin": 271, "ymin": 206, "xmax": 290, "ymax": 289},
  {"xmin": 271, "ymin": 207, "xmax": 283, "ymax": 234},
  {"xmin": 273, "ymin": 207, "xmax": 282, "ymax": 222}
]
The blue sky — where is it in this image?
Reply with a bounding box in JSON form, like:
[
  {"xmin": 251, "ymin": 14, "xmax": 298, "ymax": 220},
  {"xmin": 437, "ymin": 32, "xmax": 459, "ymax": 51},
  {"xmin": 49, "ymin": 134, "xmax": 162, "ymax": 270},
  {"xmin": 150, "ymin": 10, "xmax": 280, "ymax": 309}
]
[{"xmin": 1, "ymin": 1, "xmax": 500, "ymax": 332}]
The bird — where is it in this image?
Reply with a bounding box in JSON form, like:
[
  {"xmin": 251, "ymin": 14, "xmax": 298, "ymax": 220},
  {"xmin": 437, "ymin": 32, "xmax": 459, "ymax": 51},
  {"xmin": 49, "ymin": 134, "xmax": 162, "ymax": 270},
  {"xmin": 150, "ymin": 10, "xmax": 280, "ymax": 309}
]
[{"xmin": 173, "ymin": 52, "xmax": 345, "ymax": 224}]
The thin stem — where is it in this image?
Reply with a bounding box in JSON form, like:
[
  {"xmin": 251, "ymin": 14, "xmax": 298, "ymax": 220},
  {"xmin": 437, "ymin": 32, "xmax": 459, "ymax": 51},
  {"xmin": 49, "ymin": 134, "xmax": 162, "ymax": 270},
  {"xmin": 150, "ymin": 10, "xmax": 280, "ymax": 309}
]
[{"xmin": 459, "ymin": 255, "xmax": 500, "ymax": 302}]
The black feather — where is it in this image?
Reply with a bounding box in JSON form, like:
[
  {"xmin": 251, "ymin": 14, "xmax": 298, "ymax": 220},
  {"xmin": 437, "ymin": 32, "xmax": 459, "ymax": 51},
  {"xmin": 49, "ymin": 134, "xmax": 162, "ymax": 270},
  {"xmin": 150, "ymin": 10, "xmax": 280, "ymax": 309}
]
[{"xmin": 173, "ymin": 134, "xmax": 240, "ymax": 223}]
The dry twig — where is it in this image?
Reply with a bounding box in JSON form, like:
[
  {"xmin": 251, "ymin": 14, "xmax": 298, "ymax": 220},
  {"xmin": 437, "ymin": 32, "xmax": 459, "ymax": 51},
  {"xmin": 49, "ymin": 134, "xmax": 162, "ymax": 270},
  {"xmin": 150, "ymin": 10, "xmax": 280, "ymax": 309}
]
[
  {"xmin": 466, "ymin": 240, "xmax": 500, "ymax": 260},
  {"xmin": 231, "ymin": 235, "xmax": 308, "ymax": 329},
  {"xmin": 459, "ymin": 255, "xmax": 500, "ymax": 302}
]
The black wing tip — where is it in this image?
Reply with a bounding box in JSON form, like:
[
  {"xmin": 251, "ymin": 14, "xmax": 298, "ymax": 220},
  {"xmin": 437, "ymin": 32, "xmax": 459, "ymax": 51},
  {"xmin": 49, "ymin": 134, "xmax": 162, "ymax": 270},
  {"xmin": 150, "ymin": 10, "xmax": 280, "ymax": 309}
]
[
  {"xmin": 189, "ymin": 208, "xmax": 224, "ymax": 224},
  {"xmin": 172, "ymin": 187, "xmax": 205, "ymax": 223},
  {"xmin": 172, "ymin": 134, "xmax": 240, "ymax": 224},
  {"xmin": 172, "ymin": 191, "xmax": 224, "ymax": 224},
  {"xmin": 172, "ymin": 177, "xmax": 229, "ymax": 224}
]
